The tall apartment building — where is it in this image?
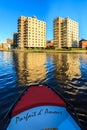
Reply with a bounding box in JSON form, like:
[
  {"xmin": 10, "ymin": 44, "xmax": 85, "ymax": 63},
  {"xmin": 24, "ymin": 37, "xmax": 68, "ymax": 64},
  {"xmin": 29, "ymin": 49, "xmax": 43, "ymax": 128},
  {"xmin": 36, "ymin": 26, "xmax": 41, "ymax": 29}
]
[
  {"xmin": 54, "ymin": 17, "xmax": 79, "ymax": 48},
  {"xmin": 18, "ymin": 16, "xmax": 46, "ymax": 48}
]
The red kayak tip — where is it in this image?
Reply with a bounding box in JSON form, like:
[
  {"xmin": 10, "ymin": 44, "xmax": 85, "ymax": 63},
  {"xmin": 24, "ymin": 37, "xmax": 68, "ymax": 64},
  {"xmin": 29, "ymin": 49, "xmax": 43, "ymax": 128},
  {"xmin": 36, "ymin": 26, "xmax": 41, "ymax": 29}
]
[{"xmin": 12, "ymin": 85, "xmax": 66, "ymax": 116}]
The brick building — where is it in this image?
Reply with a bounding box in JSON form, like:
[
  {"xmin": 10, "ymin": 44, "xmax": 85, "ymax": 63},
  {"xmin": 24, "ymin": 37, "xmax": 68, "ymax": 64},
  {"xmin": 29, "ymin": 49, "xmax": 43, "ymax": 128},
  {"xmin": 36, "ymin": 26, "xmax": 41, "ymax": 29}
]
[
  {"xmin": 46, "ymin": 40, "xmax": 54, "ymax": 48},
  {"xmin": 79, "ymin": 39, "xmax": 87, "ymax": 48}
]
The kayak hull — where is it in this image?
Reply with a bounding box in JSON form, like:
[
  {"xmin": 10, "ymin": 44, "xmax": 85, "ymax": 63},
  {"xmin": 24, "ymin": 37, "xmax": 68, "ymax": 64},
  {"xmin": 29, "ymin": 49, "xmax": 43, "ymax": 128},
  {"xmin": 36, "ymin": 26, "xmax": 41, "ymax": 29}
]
[
  {"xmin": 7, "ymin": 85, "xmax": 81, "ymax": 130},
  {"xmin": 7, "ymin": 106, "xmax": 80, "ymax": 130}
]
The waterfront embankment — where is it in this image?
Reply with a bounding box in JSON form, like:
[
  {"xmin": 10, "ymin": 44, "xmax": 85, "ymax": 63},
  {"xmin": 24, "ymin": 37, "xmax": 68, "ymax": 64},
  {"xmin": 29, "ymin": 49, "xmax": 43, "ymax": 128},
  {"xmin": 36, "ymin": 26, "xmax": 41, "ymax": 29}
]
[
  {"xmin": 1, "ymin": 48, "xmax": 87, "ymax": 53},
  {"xmin": 10, "ymin": 48, "xmax": 87, "ymax": 53}
]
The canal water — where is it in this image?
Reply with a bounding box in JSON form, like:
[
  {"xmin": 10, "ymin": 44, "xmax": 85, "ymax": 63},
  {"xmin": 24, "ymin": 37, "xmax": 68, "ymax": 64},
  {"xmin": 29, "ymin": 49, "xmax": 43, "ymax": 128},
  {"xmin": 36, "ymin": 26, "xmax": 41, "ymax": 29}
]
[{"xmin": 0, "ymin": 51, "xmax": 87, "ymax": 130}]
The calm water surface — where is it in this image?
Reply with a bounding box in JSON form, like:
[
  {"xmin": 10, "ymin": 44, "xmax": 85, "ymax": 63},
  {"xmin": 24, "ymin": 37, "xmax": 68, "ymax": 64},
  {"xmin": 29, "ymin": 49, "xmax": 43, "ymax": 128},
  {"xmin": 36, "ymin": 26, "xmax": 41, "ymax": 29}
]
[{"xmin": 0, "ymin": 51, "xmax": 87, "ymax": 130}]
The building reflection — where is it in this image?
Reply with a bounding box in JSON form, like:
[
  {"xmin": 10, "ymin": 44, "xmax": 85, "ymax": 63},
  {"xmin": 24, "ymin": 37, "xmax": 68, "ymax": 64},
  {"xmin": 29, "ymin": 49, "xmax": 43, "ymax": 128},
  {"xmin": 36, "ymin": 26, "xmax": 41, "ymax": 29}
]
[
  {"xmin": 53, "ymin": 53, "xmax": 81, "ymax": 81},
  {"xmin": 14, "ymin": 52, "xmax": 26, "ymax": 86},
  {"xmin": 2, "ymin": 52, "xmax": 13, "ymax": 63},
  {"xmin": 13, "ymin": 52, "xmax": 46, "ymax": 86},
  {"xmin": 52, "ymin": 53, "xmax": 82, "ymax": 97},
  {"xmin": 66, "ymin": 54, "xmax": 81, "ymax": 80},
  {"xmin": 53, "ymin": 53, "xmax": 68, "ymax": 82},
  {"xmin": 25, "ymin": 53, "xmax": 46, "ymax": 84}
]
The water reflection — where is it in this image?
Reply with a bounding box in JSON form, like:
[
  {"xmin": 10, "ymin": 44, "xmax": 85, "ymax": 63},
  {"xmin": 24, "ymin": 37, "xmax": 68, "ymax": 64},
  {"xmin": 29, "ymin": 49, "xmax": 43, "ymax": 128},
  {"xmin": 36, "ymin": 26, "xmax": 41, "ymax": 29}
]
[
  {"xmin": 66, "ymin": 54, "xmax": 81, "ymax": 80},
  {"xmin": 13, "ymin": 52, "xmax": 47, "ymax": 86},
  {"xmin": 53, "ymin": 53, "xmax": 81, "ymax": 81}
]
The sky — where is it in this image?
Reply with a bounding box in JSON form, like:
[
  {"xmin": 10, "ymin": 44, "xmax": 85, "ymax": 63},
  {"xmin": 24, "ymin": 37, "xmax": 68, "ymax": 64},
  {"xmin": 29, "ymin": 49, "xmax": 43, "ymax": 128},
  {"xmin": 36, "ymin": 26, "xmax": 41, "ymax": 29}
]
[{"xmin": 0, "ymin": 0, "xmax": 87, "ymax": 43}]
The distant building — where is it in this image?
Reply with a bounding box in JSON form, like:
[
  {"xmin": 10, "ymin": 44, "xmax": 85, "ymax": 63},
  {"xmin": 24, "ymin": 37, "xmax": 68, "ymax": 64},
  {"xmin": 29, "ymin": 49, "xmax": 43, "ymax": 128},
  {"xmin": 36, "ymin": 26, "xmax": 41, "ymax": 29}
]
[
  {"xmin": 13, "ymin": 32, "xmax": 18, "ymax": 48},
  {"xmin": 54, "ymin": 17, "xmax": 79, "ymax": 49},
  {"xmin": 18, "ymin": 16, "xmax": 46, "ymax": 49},
  {"xmin": 46, "ymin": 40, "xmax": 54, "ymax": 48},
  {"xmin": 1, "ymin": 43, "xmax": 11, "ymax": 50},
  {"xmin": 79, "ymin": 39, "xmax": 87, "ymax": 48},
  {"xmin": 6, "ymin": 38, "xmax": 13, "ymax": 45}
]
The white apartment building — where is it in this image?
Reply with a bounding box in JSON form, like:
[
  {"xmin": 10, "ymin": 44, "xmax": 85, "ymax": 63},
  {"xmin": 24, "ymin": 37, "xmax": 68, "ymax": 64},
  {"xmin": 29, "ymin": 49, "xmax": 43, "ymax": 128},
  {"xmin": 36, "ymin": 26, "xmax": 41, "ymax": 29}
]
[
  {"xmin": 18, "ymin": 16, "xmax": 46, "ymax": 48},
  {"xmin": 54, "ymin": 17, "xmax": 79, "ymax": 48}
]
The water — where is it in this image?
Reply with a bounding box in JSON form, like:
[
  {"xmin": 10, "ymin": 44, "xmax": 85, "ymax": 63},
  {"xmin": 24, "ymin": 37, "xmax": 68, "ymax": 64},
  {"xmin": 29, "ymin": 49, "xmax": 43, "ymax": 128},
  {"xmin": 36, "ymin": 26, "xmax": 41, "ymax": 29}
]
[{"xmin": 0, "ymin": 51, "xmax": 87, "ymax": 130}]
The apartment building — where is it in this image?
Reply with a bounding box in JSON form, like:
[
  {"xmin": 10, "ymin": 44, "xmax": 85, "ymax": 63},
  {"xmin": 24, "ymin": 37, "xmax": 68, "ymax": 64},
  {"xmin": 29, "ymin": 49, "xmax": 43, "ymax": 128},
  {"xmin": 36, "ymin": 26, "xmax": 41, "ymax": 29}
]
[
  {"xmin": 13, "ymin": 32, "xmax": 18, "ymax": 47},
  {"xmin": 18, "ymin": 16, "xmax": 46, "ymax": 48},
  {"xmin": 54, "ymin": 17, "xmax": 79, "ymax": 49}
]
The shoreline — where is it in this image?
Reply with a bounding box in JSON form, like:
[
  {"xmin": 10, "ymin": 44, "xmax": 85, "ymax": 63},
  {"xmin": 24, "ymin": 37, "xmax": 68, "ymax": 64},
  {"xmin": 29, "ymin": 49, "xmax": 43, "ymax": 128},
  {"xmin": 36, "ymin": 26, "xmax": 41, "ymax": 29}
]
[{"xmin": 0, "ymin": 49, "xmax": 87, "ymax": 53}]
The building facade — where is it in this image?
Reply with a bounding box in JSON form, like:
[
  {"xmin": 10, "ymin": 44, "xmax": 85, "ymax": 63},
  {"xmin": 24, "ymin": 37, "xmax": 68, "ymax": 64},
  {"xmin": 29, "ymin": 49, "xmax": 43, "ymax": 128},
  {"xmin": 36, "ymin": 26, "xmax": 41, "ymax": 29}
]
[
  {"xmin": 46, "ymin": 40, "xmax": 54, "ymax": 48},
  {"xmin": 79, "ymin": 39, "xmax": 87, "ymax": 48},
  {"xmin": 6, "ymin": 38, "xmax": 13, "ymax": 45},
  {"xmin": 18, "ymin": 16, "xmax": 46, "ymax": 49},
  {"xmin": 54, "ymin": 17, "xmax": 79, "ymax": 49},
  {"xmin": 13, "ymin": 32, "xmax": 18, "ymax": 47}
]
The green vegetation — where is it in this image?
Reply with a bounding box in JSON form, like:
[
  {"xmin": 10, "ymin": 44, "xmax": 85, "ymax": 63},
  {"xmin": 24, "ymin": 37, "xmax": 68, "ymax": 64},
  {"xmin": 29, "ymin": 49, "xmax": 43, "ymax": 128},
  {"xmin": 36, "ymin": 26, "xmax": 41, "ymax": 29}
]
[
  {"xmin": 12, "ymin": 47, "xmax": 87, "ymax": 53},
  {"xmin": 70, "ymin": 47, "xmax": 86, "ymax": 51}
]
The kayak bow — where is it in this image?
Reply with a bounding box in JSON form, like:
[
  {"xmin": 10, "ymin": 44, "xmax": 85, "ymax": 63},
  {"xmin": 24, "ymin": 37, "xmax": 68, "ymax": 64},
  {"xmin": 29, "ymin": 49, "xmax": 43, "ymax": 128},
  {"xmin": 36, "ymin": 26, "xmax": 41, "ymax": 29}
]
[{"xmin": 7, "ymin": 85, "xmax": 81, "ymax": 130}]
